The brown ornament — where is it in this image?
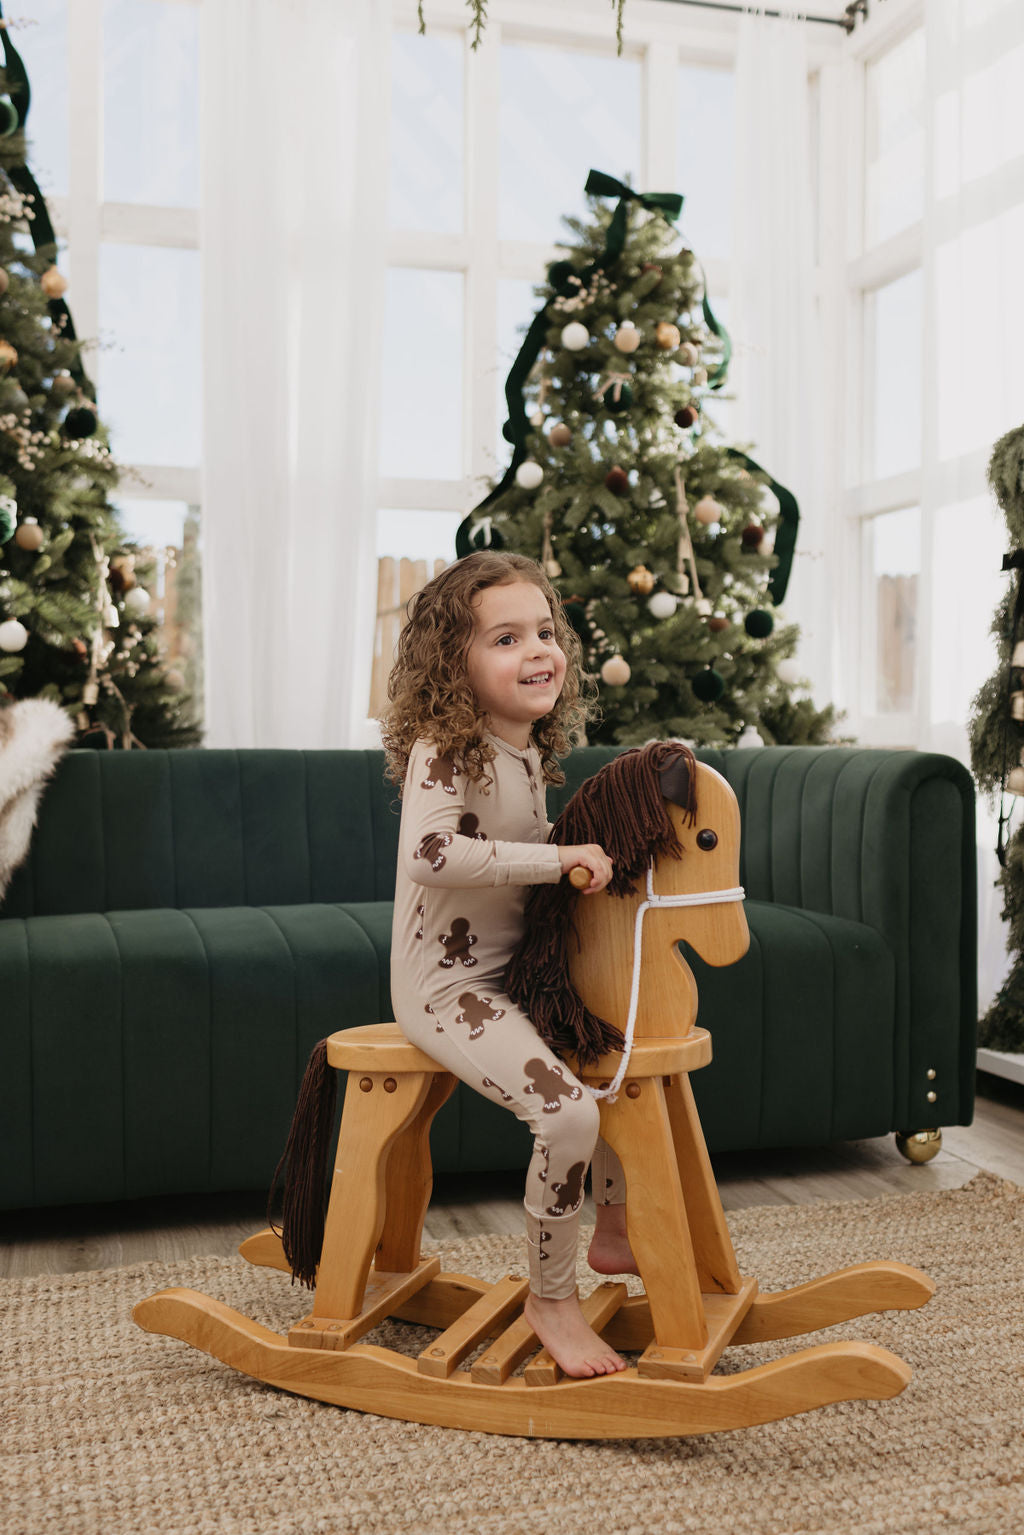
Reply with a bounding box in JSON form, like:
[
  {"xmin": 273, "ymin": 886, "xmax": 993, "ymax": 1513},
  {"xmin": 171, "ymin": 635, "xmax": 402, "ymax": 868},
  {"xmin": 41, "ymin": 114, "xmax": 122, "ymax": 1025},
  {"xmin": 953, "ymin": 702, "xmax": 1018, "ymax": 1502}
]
[
  {"xmin": 14, "ymin": 517, "xmax": 43, "ymax": 551},
  {"xmin": 41, "ymin": 266, "xmax": 68, "ymax": 299},
  {"xmin": 109, "ymin": 554, "xmax": 137, "ymax": 593},
  {"xmin": 708, "ymin": 616, "xmax": 730, "ymax": 633},
  {"xmin": 0, "ymin": 339, "xmax": 18, "ymax": 371},
  {"xmin": 0, "ymin": 268, "xmax": 8, "ymax": 296},
  {"xmin": 50, "ymin": 372, "xmax": 75, "ymax": 398},
  {"xmin": 674, "ymin": 405, "xmax": 698, "ymax": 429},
  {"xmin": 72, "ymin": 638, "xmax": 89, "ymax": 660},
  {"xmin": 741, "ymin": 523, "xmax": 765, "ymax": 548},
  {"xmin": 600, "ymin": 654, "xmax": 631, "ymax": 687},
  {"xmin": 549, "ymin": 422, "xmax": 572, "ymax": 447},
  {"xmin": 627, "ymin": 564, "xmax": 656, "ymax": 595},
  {"xmin": 655, "ymin": 322, "xmax": 681, "ymax": 351},
  {"xmin": 605, "ymin": 466, "xmax": 629, "ymax": 496}
]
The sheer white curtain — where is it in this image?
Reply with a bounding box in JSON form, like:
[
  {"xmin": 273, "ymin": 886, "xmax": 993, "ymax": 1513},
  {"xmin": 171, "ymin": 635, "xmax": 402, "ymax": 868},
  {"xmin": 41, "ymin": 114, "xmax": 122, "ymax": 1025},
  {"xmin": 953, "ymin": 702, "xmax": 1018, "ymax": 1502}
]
[
  {"xmin": 730, "ymin": 8, "xmax": 830, "ymax": 716},
  {"xmin": 200, "ymin": 0, "xmax": 388, "ymax": 748},
  {"xmin": 916, "ymin": 0, "xmax": 1024, "ymax": 1014}
]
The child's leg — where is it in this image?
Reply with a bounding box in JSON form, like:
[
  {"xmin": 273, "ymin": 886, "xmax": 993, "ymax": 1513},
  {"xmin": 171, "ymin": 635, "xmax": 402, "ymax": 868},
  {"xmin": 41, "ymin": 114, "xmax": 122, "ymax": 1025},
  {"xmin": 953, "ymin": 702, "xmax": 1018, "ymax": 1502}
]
[
  {"xmin": 587, "ymin": 1138, "xmax": 640, "ymax": 1276},
  {"xmin": 590, "ymin": 1138, "xmax": 627, "ymax": 1206}
]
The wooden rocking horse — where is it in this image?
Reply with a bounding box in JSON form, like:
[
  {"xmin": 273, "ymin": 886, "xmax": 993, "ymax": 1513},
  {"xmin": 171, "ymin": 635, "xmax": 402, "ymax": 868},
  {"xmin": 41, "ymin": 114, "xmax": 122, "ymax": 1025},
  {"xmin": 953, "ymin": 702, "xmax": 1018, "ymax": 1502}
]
[{"xmin": 133, "ymin": 746, "xmax": 934, "ymax": 1438}]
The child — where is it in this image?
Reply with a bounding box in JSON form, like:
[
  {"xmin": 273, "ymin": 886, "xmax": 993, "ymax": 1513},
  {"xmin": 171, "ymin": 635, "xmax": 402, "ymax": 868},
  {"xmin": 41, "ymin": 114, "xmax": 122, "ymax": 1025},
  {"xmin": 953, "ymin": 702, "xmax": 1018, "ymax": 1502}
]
[{"xmin": 380, "ymin": 550, "xmax": 635, "ymax": 1378}]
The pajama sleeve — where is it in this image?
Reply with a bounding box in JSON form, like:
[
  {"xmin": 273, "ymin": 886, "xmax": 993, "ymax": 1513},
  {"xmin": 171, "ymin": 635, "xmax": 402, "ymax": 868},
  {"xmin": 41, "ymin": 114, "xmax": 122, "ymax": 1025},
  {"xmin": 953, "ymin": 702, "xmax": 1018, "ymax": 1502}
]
[{"xmin": 400, "ymin": 739, "xmax": 562, "ymax": 890}]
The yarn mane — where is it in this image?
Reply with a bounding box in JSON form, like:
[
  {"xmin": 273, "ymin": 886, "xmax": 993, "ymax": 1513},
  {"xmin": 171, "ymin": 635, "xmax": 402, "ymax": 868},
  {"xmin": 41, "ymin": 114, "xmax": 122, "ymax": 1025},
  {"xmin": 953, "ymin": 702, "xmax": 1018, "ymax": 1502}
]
[{"xmin": 505, "ymin": 741, "xmax": 698, "ymax": 1067}]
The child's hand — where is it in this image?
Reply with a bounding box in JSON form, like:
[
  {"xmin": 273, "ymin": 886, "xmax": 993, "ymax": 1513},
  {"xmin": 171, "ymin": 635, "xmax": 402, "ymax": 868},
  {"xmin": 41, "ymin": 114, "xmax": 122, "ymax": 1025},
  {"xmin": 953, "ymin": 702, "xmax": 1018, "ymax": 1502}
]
[{"xmin": 558, "ymin": 844, "xmax": 613, "ymax": 894}]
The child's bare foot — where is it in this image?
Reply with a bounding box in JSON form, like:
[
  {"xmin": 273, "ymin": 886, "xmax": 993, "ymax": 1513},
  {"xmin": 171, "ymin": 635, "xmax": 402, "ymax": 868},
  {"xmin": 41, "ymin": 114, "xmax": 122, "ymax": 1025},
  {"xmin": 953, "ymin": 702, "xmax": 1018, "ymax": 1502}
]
[
  {"xmin": 523, "ymin": 1292, "xmax": 627, "ymax": 1378},
  {"xmin": 587, "ymin": 1204, "xmax": 640, "ymax": 1276}
]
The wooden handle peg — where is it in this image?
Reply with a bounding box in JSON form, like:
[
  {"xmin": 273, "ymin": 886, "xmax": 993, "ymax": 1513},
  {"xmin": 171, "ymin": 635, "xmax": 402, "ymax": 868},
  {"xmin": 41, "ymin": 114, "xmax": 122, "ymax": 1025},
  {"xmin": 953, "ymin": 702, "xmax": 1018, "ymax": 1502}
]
[{"xmin": 569, "ymin": 866, "xmax": 593, "ymax": 890}]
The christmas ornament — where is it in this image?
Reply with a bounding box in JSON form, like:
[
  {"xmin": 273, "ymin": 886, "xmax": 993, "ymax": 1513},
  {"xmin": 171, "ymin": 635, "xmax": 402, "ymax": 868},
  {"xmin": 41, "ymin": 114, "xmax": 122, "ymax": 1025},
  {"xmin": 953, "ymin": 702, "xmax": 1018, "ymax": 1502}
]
[
  {"xmin": 0, "ymin": 97, "xmax": 17, "ymax": 137},
  {"xmin": 655, "ymin": 322, "xmax": 680, "ymax": 351},
  {"xmin": 595, "ymin": 373, "xmax": 632, "ymax": 413},
  {"xmin": 694, "ymin": 496, "xmax": 724, "ymax": 525},
  {"xmin": 648, "ymin": 591, "xmax": 677, "ymax": 619},
  {"xmin": 674, "ymin": 467, "xmax": 704, "ymax": 605},
  {"xmin": 745, "ymin": 609, "xmax": 774, "ymax": 639},
  {"xmin": 547, "ymin": 260, "xmax": 578, "ymax": 295},
  {"xmin": 708, "ymin": 616, "xmax": 729, "ymax": 633},
  {"xmin": 64, "ymin": 405, "xmax": 98, "ymax": 438},
  {"xmin": 1010, "ymin": 692, "xmax": 1024, "ymax": 721},
  {"xmin": 1008, "ymin": 767, "xmax": 1024, "ymax": 795},
  {"xmin": 613, "ymin": 321, "xmax": 640, "ymax": 354},
  {"xmin": 604, "ymin": 466, "xmax": 629, "ymax": 496},
  {"xmin": 50, "ymin": 372, "xmax": 75, "ymax": 398},
  {"xmin": 515, "ymin": 460, "xmax": 543, "ymax": 490},
  {"xmin": 627, "ymin": 564, "xmax": 655, "ymax": 595},
  {"xmin": 692, "ymin": 666, "xmax": 725, "ymax": 703},
  {"xmin": 640, "ymin": 263, "xmax": 662, "ymax": 283},
  {"xmin": 529, "ymin": 409, "xmax": 544, "ymax": 427},
  {"xmin": 124, "ymin": 586, "xmax": 151, "ymax": 616},
  {"xmin": 165, "ymin": 667, "xmax": 186, "ymax": 692},
  {"xmin": 0, "ymin": 269, "xmax": 8, "ymax": 296},
  {"xmin": 776, "ymin": 658, "xmax": 802, "ymax": 685},
  {"xmin": 695, "ymin": 598, "xmax": 713, "ymax": 617},
  {"xmin": 737, "ymin": 725, "xmax": 764, "ymax": 749},
  {"xmin": 0, "ymin": 496, "xmax": 15, "ymax": 542},
  {"xmin": 741, "ymin": 523, "xmax": 765, "ymax": 548},
  {"xmin": 0, "ymin": 617, "xmax": 29, "ymax": 652},
  {"xmin": 544, "ymin": 560, "xmax": 562, "ymax": 578},
  {"xmin": 108, "ymin": 555, "xmax": 137, "ymax": 592},
  {"xmin": 0, "ymin": 339, "xmax": 18, "ymax": 371},
  {"xmin": 674, "ymin": 405, "xmax": 698, "ymax": 429},
  {"xmin": 560, "ymin": 322, "xmax": 590, "ymax": 352},
  {"xmin": 14, "ymin": 517, "xmax": 43, "ymax": 551},
  {"xmin": 1011, "ymin": 641, "xmax": 1024, "ymax": 668},
  {"xmin": 549, "ymin": 422, "xmax": 572, "ymax": 447},
  {"xmin": 40, "ymin": 266, "xmax": 67, "ymax": 299},
  {"xmin": 601, "ymin": 655, "xmax": 631, "ymax": 686},
  {"xmin": 678, "ymin": 341, "xmax": 699, "ymax": 368},
  {"xmin": 72, "ymin": 638, "xmax": 88, "ymax": 660},
  {"xmin": 693, "ymin": 367, "xmax": 708, "ymax": 387}
]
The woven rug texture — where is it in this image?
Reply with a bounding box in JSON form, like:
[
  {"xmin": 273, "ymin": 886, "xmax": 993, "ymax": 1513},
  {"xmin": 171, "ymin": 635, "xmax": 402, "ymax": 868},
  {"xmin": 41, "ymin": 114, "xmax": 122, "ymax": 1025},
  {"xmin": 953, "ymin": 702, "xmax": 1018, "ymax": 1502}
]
[{"xmin": 2, "ymin": 1172, "xmax": 1022, "ymax": 1535}]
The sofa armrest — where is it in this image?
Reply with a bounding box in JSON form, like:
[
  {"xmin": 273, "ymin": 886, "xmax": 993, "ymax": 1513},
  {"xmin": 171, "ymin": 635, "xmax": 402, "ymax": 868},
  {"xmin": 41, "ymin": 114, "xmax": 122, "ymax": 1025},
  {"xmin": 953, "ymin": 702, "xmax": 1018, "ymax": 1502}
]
[{"xmin": 706, "ymin": 747, "xmax": 977, "ymax": 1129}]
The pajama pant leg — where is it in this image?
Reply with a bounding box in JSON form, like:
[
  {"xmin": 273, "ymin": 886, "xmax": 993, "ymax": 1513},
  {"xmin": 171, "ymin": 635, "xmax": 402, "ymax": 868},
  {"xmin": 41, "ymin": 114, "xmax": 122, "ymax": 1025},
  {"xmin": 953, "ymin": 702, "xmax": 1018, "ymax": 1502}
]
[
  {"xmin": 590, "ymin": 1138, "xmax": 627, "ymax": 1206},
  {"xmin": 397, "ymin": 991, "xmax": 600, "ymax": 1299}
]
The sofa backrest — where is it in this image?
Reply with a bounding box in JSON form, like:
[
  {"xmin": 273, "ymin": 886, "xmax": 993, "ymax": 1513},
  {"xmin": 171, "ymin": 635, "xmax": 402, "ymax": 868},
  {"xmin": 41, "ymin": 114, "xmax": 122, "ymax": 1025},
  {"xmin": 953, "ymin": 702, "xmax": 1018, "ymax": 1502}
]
[{"xmin": 0, "ymin": 749, "xmax": 407, "ymax": 917}]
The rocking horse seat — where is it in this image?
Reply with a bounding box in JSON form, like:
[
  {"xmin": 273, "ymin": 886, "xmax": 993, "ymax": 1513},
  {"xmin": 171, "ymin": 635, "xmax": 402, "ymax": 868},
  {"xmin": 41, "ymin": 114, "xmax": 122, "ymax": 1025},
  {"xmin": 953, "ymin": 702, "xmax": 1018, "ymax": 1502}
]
[{"xmin": 327, "ymin": 1022, "xmax": 713, "ymax": 1081}]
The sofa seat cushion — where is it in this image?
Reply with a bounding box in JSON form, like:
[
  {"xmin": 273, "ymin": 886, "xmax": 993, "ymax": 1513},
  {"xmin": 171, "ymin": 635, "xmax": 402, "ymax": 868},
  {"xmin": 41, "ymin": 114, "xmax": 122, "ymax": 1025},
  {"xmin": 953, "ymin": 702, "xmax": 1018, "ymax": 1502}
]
[
  {"xmin": 685, "ymin": 900, "xmax": 897, "ymax": 1153},
  {"xmin": 0, "ymin": 901, "xmax": 458, "ymax": 1209}
]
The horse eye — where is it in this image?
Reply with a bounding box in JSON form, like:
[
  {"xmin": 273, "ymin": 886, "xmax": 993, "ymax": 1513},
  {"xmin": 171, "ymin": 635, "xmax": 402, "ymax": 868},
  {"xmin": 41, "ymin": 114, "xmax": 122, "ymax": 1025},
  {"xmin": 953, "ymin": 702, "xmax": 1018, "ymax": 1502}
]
[{"xmin": 696, "ymin": 829, "xmax": 718, "ymax": 851}]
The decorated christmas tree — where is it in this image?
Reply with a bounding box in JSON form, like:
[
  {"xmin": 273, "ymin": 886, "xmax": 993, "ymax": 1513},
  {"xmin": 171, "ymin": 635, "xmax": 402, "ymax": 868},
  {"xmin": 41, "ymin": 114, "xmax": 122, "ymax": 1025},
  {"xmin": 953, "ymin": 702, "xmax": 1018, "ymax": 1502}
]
[
  {"xmin": 0, "ymin": 15, "xmax": 200, "ymax": 749},
  {"xmin": 969, "ymin": 423, "xmax": 1024, "ymax": 1052},
  {"xmin": 459, "ymin": 171, "xmax": 838, "ymax": 749}
]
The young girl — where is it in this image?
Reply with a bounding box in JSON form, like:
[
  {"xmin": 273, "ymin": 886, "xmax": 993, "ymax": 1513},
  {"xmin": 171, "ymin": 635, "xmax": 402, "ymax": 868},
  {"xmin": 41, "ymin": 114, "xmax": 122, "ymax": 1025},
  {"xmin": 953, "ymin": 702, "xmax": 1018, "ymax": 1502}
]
[{"xmin": 380, "ymin": 550, "xmax": 636, "ymax": 1378}]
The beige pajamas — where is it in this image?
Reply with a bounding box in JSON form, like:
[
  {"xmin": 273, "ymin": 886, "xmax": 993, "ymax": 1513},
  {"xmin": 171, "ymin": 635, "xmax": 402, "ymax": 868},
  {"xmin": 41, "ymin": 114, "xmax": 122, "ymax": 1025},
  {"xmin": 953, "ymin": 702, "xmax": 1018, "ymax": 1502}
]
[{"xmin": 391, "ymin": 732, "xmax": 625, "ymax": 1298}]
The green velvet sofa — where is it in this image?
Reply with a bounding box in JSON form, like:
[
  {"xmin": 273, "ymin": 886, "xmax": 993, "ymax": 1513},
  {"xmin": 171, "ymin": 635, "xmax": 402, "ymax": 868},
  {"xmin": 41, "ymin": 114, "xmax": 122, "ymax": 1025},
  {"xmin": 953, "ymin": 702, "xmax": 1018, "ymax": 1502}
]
[{"xmin": 0, "ymin": 744, "xmax": 977, "ymax": 1212}]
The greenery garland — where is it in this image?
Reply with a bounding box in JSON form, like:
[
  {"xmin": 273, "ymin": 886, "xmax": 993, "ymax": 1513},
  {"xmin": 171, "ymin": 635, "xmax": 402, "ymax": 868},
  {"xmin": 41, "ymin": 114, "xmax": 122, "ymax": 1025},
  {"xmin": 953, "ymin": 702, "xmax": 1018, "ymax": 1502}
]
[{"xmin": 417, "ymin": 0, "xmax": 628, "ymax": 54}]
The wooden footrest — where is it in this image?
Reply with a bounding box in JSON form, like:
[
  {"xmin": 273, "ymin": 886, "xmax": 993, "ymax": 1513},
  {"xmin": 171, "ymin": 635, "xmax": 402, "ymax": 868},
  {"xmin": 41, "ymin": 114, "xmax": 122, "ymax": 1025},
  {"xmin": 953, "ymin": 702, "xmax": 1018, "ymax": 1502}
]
[
  {"xmin": 288, "ymin": 1256, "xmax": 440, "ymax": 1351},
  {"xmin": 524, "ymin": 1282, "xmax": 629, "ymax": 1386},
  {"xmin": 638, "ymin": 1277, "xmax": 758, "ymax": 1383},
  {"xmin": 417, "ymin": 1276, "xmax": 529, "ymax": 1378}
]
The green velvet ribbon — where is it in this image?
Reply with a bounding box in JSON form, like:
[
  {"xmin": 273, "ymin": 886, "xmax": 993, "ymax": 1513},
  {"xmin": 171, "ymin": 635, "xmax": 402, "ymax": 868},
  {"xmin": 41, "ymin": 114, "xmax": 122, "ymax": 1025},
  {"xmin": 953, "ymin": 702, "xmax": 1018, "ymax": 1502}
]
[
  {"xmin": 0, "ymin": 4, "xmax": 95, "ymax": 401},
  {"xmin": 724, "ymin": 447, "xmax": 800, "ymax": 605}
]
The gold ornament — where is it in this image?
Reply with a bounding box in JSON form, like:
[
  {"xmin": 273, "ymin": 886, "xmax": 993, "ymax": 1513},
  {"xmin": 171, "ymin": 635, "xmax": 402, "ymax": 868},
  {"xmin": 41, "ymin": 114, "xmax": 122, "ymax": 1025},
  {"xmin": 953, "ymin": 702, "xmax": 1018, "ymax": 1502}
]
[
  {"xmin": 14, "ymin": 517, "xmax": 43, "ymax": 551},
  {"xmin": 549, "ymin": 422, "xmax": 572, "ymax": 447},
  {"xmin": 41, "ymin": 266, "xmax": 68, "ymax": 299},
  {"xmin": 613, "ymin": 322, "xmax": 640, "ymax": 354},
  {"xmin": 655, "ymin": 322, "xmax": 681, "ymax": 351},
  {"xmin": 0, "ymin": 339, "xmax": 18, "ymax": 371},
  {"xmin": 895, "ymin": 1129, "xmax": 941, "ymax": 1164},
  {"xmin": 600, "ymin": 654, "xmax": 632, "ymax": 687},
  {"xmin": 627, "ymin": 564, "xmax": 655, "ymax": 595},
  {"xmin": 50, "ymin": 371, "xmax": 75, "ymax": 397},
  {"xmin": 0, "ymin": 268, "xmax": 8, "ymax": 296}
]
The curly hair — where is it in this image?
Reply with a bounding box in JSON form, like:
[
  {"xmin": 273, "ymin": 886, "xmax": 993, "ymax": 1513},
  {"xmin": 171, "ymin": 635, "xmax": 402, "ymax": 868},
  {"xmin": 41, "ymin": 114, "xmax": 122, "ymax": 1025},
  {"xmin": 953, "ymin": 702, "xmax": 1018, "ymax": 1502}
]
[{"xmin": 379, "ymin": 551, "xmax": 597, "ymax": 790}]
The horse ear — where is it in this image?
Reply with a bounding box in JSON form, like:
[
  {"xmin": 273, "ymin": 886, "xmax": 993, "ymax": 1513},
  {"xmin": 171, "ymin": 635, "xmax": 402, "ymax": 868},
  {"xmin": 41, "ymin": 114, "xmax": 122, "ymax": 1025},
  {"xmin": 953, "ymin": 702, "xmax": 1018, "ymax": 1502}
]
[{"xmin": 657, "ymin": 752, "xmax": 693, "ymax": 810}]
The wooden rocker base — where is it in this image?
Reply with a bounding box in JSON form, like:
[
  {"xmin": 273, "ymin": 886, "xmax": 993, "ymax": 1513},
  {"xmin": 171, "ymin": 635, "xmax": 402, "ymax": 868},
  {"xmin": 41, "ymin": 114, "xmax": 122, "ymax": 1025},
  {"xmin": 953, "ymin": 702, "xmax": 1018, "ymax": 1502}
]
[{"xmin": 132, "ymin": 1243, "xmax": 934, "ymax": 1440}]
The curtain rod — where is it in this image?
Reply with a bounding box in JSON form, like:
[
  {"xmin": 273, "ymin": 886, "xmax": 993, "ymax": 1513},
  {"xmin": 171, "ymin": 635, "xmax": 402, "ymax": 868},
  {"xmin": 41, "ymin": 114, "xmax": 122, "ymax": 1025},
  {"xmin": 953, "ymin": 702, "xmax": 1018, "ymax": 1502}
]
[{"xmin": 654, "ymin": 0, "xmax": 872, "ymax": 33}]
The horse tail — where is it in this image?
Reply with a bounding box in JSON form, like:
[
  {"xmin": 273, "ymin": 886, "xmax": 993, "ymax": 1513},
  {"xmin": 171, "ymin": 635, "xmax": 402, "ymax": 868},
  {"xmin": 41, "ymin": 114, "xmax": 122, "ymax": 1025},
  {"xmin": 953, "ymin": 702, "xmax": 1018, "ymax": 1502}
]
[{"xmin": 267, "ymin": 1038, "xmax": 338, "ymax": 1289}]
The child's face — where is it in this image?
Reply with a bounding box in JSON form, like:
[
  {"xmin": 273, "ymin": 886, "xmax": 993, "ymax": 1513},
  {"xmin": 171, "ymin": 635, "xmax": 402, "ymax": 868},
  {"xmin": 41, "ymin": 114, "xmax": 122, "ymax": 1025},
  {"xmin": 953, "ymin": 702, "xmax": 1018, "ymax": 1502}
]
[{"xmin": 465, "ymin": 580, "xmax": 567, "ymax": 748}]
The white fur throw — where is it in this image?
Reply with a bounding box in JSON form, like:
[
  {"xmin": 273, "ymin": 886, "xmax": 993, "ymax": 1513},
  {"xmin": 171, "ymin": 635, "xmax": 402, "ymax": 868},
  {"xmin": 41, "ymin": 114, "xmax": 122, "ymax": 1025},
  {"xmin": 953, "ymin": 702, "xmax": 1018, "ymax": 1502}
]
[{"xmin": 0, "ymin": 698, "xmax": 75, "ymax": 900}]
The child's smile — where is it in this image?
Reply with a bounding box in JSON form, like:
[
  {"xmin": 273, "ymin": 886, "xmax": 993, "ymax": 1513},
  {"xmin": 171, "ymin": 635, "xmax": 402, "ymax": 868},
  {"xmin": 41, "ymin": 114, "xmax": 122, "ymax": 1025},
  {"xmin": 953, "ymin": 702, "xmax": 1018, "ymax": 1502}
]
[{"xmin": 466, "ymin": 580, "xmax": 567, "ymax": 749}]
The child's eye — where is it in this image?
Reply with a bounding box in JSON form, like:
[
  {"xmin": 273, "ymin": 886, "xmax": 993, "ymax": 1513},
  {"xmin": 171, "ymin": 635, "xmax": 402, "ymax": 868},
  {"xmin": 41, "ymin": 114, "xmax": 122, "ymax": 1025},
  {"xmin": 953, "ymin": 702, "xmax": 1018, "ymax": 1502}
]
[
  {"xmin": 539, "ymin": 628, "xmax": 554, "ymax": 640},
  {"xmin": 496, "ymin": 634, "xmax": 515, "ymax": 646}
]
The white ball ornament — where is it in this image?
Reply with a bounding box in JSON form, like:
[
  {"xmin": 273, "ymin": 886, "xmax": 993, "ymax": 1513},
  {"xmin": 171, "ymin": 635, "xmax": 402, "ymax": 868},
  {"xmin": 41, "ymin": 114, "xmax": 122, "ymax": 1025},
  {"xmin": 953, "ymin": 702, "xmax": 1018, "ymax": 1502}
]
[
  {"xmin": 560, "ymin": 321, "xmax": 590, "ymax": 352},
  {"xmin": 694, "ymin": 496, "xmax": 724, "ymax": 526},
  {"xmin": 613, "ymin": 321, "xmax": 640, "ymax": 354},
  {"xmin": 776, "ymin": 659, "xmax": 803, "ymax": 686},
  {"xmin": 124, "ymin": 586, "xmax": 151, "ymax": 616},
  {"xmin": 737, "ymin": 725, "xmax": 764, "ymax": 749},
  {"xmin": 529, "ymin": 409, "xmax": 544, "ymax": 427},
  {"xmin": 0, "ymin": 617, "xmax": 28, "ymax": 652},
  {"xmin": 678, "ymin": 341, "xmax": 699, "ymax": 368},
  {"xmin": 648, "ymin": 591, "xmax": 678, "ymax": 620},
  {"xmin": 600, "ymin": 655, "xmax": 632, "ymax": 687},
  {"xmin": 514, "ymin": 460, "xmax": 544, "ymax": 491},
  {"xmin": 695, "ymin": 597, "xmax": 713, "ymax": 617}
]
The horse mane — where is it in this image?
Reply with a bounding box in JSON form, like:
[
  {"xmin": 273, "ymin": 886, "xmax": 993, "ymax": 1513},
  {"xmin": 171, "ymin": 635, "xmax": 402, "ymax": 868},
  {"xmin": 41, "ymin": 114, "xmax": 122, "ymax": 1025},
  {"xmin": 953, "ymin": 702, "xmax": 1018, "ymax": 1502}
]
[{"xmin": 505, "ymin": 741, "xmax": 699, "ymax": 1067}]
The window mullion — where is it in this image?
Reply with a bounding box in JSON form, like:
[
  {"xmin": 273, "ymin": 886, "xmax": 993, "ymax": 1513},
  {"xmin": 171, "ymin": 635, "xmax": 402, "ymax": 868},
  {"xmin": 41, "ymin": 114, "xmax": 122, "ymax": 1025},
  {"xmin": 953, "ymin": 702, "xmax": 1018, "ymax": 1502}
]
[
  {"xmin": 465, "ymin": 16, "xmax": 500, "ymax": 493},
  {"xmin": 67, "ymin": 0, "xmax": 103, "ymax": 379}
]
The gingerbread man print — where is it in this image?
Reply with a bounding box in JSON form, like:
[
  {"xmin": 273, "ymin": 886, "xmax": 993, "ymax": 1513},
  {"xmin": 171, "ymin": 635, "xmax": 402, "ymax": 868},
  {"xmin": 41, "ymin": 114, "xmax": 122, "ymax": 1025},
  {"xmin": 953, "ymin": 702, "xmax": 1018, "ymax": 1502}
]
[
  {"xmin": 522, "ymin": 1058, "xmax": 585, "ymax": 1114},
  {"xmin": 482, "ymin": 1073, "xmax": 514, "ymax": 1103},
  {"xmin": 457, "ymin": 812, "xmax": 487, "ymax": 840},
  {"xmin": 437, "ymin": 918, "xmax": 478, "ymax": 968},
  {"xmin": 421, "ymin": 754, "xmax": 459, "ymax": 795},
  {"xmin": 454, "ymin": 991, "xmax": 506, "ymax": 1039},
  {"xmin": 546, "ymin": 1160, "xmax": 586, "ymax": 1217},
  {"xmin": 415, "ymin": 831, "xmax": 452, "ymax": 871}
]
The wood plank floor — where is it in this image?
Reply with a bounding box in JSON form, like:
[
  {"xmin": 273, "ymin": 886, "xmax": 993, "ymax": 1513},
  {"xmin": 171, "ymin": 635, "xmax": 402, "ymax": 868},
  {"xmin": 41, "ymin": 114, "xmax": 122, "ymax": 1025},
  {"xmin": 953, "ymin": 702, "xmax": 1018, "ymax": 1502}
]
[{"xmin": 3, "ymin": 1072, "xmax": 1022, "ymax": 1282}]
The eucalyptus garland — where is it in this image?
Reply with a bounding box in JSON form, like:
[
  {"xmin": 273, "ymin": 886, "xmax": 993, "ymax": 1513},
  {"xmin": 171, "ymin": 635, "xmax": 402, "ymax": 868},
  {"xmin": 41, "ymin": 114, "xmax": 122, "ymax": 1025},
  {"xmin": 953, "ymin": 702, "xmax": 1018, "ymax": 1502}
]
[{"xmin": 417, "ymin": 0, "xmax": 628, "ymax": 54}]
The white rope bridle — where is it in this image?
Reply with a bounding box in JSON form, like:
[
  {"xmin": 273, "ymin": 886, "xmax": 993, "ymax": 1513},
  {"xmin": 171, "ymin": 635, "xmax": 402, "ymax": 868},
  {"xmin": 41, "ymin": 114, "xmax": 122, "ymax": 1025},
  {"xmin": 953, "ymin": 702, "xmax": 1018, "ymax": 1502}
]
[{"xmin": 585, "ymin": 864, "xmax": 745, "ymax": 1103}]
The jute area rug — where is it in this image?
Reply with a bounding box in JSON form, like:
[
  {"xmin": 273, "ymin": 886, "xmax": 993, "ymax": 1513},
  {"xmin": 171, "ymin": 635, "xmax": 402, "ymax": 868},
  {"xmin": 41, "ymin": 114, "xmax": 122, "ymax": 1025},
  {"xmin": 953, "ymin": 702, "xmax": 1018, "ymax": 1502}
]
[{"xmin": 2, "ymin": 1173, "xmax": 1022, "ymax": 1535}]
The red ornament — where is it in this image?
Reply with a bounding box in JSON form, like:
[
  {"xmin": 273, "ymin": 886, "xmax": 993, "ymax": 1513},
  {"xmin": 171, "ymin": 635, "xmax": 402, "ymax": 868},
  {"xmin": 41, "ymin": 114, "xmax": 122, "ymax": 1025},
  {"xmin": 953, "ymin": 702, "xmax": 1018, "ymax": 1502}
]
[
  {"xmin": 741, "ymin": 524, "xmax": 765, "ymax": 548},
  {"xmin": 707, "ymin": 616, "xmax": 729, "ymax": 633},
  {"xmin": 674, "ymin": 405, "xmax": 699, "ymax": 429},
  {"xmin": 604, "ymin": 466, "xmax": 629, "ymax": 496}
]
